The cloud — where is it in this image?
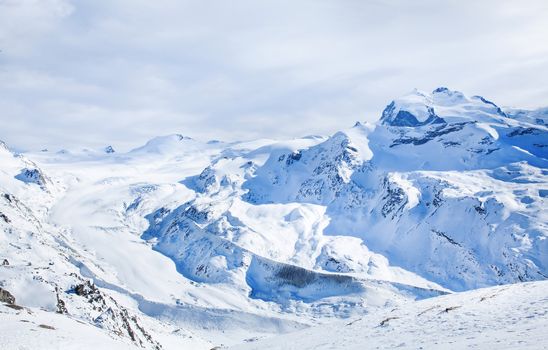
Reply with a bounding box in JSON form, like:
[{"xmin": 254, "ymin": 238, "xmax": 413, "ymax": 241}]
[
  {"xmin": 1, "ymin": 0, "xmax": 547, "ymax": 151},
  {"xmin": 0, "ymin": 0, "xmax": 73, "ymax": 55}
]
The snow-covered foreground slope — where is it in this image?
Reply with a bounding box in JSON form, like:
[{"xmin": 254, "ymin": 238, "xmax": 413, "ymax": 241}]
[
  {"xmin": 233, "ymin": 280, "xmax": 548, "ymax": 350},
  {"xmin": 0, "ymin": 303, "xmax": 144, "ymax": 350},
  {"xmin": 1, "ymin": 88, "xmax": 547, "ymax": 349}
]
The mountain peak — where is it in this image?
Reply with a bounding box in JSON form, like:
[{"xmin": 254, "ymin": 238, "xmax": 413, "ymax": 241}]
[
  {"xmin": 150, "ymin": 133, "xmax": 193, "ymax": 142},
  {"xmin": 432, "ymin": 86, "xmax": 450, "ymax": 94},
  {"xmin": 380, "ymin": 94, "xmax": 445, "ymax": 127},
  {"xmin": 379, "ymin": 88, "xmax": 517, "ymax": 127},
  {"xmin": 431, "ymin": 87, "xmax": 468, "ymax": 106},
  {"xmin": 130, "ymin": 134, "xmax": 196, "ymax": 154},
  {"xmin": 0, "ymin": 140, "xmax": 9, "ymax": 153}
]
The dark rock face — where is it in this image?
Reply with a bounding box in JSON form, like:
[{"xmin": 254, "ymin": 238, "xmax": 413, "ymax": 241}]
[
  {"xmin": 38, "ymin": 324, "xmax": 56, "ymax": 330},
  {"xmin": 319, "ymin": 256, "xmax": 353, "ymax": 273},
  {"xmin": 0, "ymin": 212, "xmax": 10, "ymax": 223},
  {"xmin": 473, "ymin": 95, "xmax": 507, "ymax": 117},
  {"xmin": 73, "ymin": 281, "xmax": 104, "ymax": 305},
  {"xmin": 432, "ymin": 87, "xmax": 449, "ymax": 94},
  {"xmin": 56, "ymin": 295, "xmax": 68, "ymax": 314},
  {"xmin": 183, "ymin": 205, "xmax": 212, "ymax": 224},
  {"xmin": 14, "ymin": 168, "xmax": 49, "ymax": 190},
  {"xmin": 390, "ymin": 110, "xmax": 422, "ymax": 126},
  {"xmin": 74, "ymin": 282, "xmax": 94, "ymax": 296},
  {"xmin": 390, "ymin": 109, "xmax": 445, "ymax": 127},
  {"xmin": 0, "ymin": 287, "xmax": 16, "ymax": 304},
  {"xmin": 104, "ymin": 145, "xmax": 116, "ymax": 154},
  {"xmin": 285, "ymin": 151, "xmax": 302, "ymax": 165},
  {"xmin": 174, "ymin": 134, "xmax": 192, "ymax": 141},
  {"xmin": 381, "ymin": 101, "xmax": 446, "ymax": 127},
  {"xmin": 2, "ymin": 193, "xmax": 15, "ymax": 203},
  {"xmin": 195, "ymin": 166, "xmax": 218, "ymax": 192},
  {"xmin": 390, "ymin": 122, "xmax": 470, "ymax": 148},
  {"xmin": 507, "ymin": 127, "xmax": 542, "ymax": 137},
  {"xmin": 380, "ymin": 178, "xmax": 408, "ymax": 219},
  {"xmin": 71, "ymin": 280, "xmax": 161, "ymax": 349}
]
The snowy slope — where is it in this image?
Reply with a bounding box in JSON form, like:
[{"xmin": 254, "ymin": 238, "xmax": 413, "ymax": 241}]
[
  {"xmin": 0, "ymin": 141, "xmax": 215, "ymax": 349},
  {"xmin": 232, "ymin": 280, "xmax": 548, "ymax": 350},
  {"xmin": 3, "ymin": 135, "xmax": 427, "ymax": 349},
  {"xmin": 1, "ymin": 87, "xmax": 547, "ymax": 349},
  {"xmin": 0, "ymin": 303, "xmax": 143, "ymax": 350},
  {"xmin": 238, "ymin": 88, "xmax": 548, "ymax": 291}
]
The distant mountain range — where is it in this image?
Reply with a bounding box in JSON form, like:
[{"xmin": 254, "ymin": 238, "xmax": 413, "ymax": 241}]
[{"xmin": 1, "ymin": 88, "xmax": 547, "ymax": 349}]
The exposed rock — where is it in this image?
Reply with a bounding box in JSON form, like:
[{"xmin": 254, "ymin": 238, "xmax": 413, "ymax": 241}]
[
  {"xmin": 379, "ymin": 316, "xmax": 400, "ymax": 327},
  {"xmin": 0, "ymin": 212, "xmax": 10, "ymax": 223},
  {"xmin": 73, "ymin": 281, "xmax": 104, "ymax": 305},
  {"xmin": 390, "ymin": 122, "xmax": 470, "ymax": 147},
  {"xmin": 38, "ymin": 324, "xmax": 56, "ymax": 330},
  {"xmin": 72, "ymin": 280, "xmax": 161, "ymax": 349},
  {"xmin": 0, "ymin": 287, "xmax": 16, "ymax": 304},
  {"xmin": 56, "ymin": 289, "xmax": 68, "ymax": 314},
  {"xmin": 507, "ymin": 127, "xmax": 542, "ymax": 137},
  {"xmin": 381, "ymin": 98, "xmax": 446, "ymax": 127},
  {"xmin": 381, "ymin": 178, "xmax": 408, "ymax": 219},
  {"xmin": 14, "ymin": 168, "xmax": 50, "ymax": 191}
]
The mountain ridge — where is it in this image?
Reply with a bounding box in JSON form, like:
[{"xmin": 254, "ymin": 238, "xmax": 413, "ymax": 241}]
[{"xmin": 1, "ymin": 87, "xmax": 547, "ymax": 349}]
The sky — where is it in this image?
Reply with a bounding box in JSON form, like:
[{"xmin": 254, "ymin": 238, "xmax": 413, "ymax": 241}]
[{"xmin": 1, "ymin": 0, "xmax": 548, "ymax": 151}]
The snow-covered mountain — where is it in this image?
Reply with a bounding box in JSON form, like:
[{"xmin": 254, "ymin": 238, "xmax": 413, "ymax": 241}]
[
  {"xmin": 1, "ymin": 88, "xmax": 547, "ymax": 349},
  {"xmin": 232, "ymin": 280, "xmax": 548, "ymax": 350}
]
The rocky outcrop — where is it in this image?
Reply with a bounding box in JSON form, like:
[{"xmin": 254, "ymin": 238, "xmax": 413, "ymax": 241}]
[
  {"xmin": 71, "ymin": 280, "xmax": 161, "ymax": 349},
  {"xmin": 0, "ymin": 287, "xmax": 16, "ymax": 305},
  {"xmin": 15, "ymin": 168, "xmax": 51, "ymax": 191}
]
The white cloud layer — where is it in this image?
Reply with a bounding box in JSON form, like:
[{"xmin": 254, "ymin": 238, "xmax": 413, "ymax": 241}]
[{"xmin": 1, "ymin": 0, "xmax": 547, "ymax": 151}]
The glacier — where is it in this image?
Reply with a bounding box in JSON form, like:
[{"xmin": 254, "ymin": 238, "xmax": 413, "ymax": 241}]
[{"xmin": 0, "ymin": 88, "xmax": 547, "ymax": 349}]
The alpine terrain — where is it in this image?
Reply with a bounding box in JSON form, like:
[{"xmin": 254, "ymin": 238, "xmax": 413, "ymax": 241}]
[{"xmin": 1, "ymin": 88, "xmax": 547, "ymax": 349}]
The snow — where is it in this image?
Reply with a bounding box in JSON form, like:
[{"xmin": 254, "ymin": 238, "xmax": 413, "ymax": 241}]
[
  {"xmin": 1, "ymin": 87, "xmax": 547, "ymax": 349},
  {"xmin": 232, "ymin": 280, "xmax": 548, "ymax": 350},
  {"xmin": 0, "ymin": 303, "xmax": 141, "ymax": 350}
]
